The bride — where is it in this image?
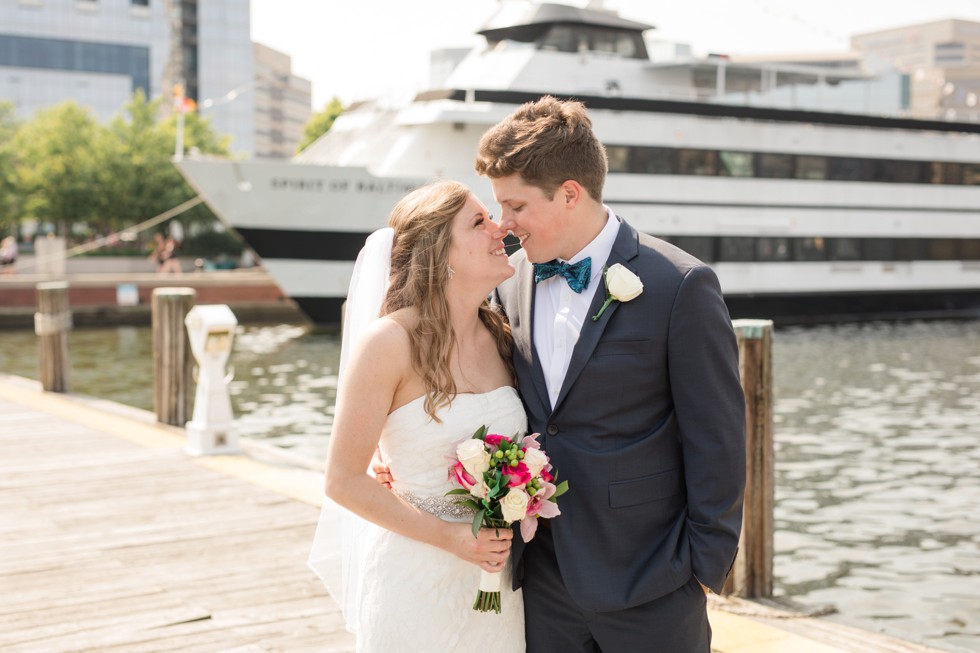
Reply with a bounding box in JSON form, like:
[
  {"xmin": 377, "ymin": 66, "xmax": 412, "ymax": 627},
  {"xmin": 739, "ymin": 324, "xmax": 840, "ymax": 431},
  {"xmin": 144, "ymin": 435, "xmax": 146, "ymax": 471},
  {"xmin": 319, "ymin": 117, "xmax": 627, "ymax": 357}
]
[{"xmin": 309, "ymin": 180, "xmax": 527, "ymax": 651}]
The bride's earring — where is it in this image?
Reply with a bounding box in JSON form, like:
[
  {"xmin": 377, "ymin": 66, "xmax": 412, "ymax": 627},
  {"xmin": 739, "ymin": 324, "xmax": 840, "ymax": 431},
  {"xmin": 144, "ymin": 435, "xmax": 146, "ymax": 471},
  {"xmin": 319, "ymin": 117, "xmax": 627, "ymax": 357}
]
[{"xmin": 447, "ymin": 265, "xmax": 455, "ymax": 280}]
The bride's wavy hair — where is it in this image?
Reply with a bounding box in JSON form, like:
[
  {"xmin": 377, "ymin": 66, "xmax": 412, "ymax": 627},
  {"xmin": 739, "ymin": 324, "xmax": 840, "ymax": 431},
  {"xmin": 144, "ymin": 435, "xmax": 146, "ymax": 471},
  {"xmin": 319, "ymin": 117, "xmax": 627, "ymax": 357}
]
[{"xmin": 382, "ymin": 180, "xmax": 514, "ymax": 421}]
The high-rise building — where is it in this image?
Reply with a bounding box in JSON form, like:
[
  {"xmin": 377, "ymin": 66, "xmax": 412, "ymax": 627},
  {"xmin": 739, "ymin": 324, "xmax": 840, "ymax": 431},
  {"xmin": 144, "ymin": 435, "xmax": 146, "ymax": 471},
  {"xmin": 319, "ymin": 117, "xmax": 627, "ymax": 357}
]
[
  {"xmin": 0, "ymin": 0, "xmax": 255, "ymax": 155},
  {"xmin": 253, "ymin": 43, "xmax": 311, "ymax": 159},
  {"xmin": 851, "ymin": 19, "xmax": 980, "ymax": 122}
]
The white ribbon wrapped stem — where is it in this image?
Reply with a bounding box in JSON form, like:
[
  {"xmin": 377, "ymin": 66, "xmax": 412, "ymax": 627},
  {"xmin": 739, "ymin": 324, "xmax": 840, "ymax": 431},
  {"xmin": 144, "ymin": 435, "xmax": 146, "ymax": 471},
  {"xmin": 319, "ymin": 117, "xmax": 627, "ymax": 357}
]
[{"xmin": 479, "ymin": 569, "xmax": 503, "ymax": 592}]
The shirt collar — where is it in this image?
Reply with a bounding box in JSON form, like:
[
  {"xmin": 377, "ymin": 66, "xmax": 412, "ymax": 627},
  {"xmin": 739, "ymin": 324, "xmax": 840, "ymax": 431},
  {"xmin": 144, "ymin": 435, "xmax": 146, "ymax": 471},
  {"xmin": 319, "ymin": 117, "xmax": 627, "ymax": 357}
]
[{"xmin": 564, "ymin": 205, "xmax": 619, "ymax": 283}]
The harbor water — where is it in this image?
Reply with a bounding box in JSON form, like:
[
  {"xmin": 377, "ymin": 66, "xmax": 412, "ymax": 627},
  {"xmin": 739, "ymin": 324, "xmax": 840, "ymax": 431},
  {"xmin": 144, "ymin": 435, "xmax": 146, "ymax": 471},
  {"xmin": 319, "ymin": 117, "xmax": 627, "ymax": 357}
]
[{"xmin": 0, "ymin": 320, "xmax": 977, "ymax": 651}]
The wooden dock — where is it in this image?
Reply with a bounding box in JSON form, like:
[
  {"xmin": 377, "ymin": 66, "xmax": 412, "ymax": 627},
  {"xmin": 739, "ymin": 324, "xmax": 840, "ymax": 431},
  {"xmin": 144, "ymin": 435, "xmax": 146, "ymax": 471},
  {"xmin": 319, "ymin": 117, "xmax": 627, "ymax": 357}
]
[
  {"xmin": 0, "ymin": 375, "xmax": 353, "ymax": 653},
  {"xmin": 0, "ymin": 374, "xmax": 949, "ymax": 653}
]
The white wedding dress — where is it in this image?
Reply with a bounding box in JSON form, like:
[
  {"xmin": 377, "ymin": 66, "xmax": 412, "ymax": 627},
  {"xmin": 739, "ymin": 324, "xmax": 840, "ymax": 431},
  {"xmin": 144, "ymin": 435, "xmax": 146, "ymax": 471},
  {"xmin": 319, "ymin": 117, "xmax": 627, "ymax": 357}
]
[{"xmin": 354, "ymin": 385, "xmax": 527, "ymax": 652}]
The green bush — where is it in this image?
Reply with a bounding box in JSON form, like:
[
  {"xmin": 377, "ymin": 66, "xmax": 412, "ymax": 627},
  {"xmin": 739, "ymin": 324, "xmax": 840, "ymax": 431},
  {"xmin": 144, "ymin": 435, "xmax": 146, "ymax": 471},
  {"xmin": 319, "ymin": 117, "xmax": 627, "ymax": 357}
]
[{"xmin": 180, "ymin": 228, "xmax": 245, "ymax": 258}]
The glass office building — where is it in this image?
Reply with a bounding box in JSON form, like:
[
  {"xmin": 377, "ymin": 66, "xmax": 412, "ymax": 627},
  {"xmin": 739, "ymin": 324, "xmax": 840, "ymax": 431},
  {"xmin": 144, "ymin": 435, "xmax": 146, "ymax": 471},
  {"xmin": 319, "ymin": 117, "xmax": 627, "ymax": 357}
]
[{"xmin": 0, "ymin": 0, "xmax": 254, "ymax": 155}]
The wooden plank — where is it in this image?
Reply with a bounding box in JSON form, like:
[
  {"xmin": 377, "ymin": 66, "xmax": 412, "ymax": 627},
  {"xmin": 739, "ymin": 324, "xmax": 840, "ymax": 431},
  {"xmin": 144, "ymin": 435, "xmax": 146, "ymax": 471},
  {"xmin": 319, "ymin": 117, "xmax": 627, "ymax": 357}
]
[{"xmin": 0, "ymin": 388, "xmax": 354, "ymax": 653}]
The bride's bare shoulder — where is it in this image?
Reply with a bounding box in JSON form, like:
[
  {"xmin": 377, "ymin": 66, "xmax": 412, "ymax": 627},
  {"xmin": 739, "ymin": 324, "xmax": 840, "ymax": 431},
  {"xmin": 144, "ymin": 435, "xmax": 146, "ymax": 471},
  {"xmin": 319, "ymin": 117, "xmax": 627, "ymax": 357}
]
[
  {"xmin": 382, "ymin": 307, "xmax": 420, "ymax": 334},
  {"xmin": 353, "ymin": 309, "xmax": 416, "ymax": 359}
]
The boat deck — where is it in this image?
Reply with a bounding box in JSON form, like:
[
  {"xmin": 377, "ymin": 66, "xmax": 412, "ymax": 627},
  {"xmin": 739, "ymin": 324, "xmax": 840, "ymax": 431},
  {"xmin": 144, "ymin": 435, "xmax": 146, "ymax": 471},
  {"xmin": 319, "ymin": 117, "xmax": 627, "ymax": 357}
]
[{"xmin": 0, "ymin": 374, "xmax": 948, "ymax": 653}]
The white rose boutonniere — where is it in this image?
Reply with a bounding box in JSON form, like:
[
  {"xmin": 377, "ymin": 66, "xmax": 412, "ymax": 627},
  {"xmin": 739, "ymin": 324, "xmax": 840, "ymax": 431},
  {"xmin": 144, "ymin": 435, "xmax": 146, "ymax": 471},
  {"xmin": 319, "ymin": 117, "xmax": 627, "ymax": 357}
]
[{"xmin": 592, "ymin": 264, "xmax": 643, "ymax": 321}]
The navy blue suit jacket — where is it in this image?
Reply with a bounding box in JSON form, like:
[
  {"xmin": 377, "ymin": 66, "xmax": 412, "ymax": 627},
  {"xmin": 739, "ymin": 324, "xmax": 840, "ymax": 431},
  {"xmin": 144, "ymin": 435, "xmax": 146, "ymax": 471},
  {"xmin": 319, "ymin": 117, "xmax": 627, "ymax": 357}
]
[{"xmin": 496, "ymin": 218, "xmax": 745, "ymax": 612}]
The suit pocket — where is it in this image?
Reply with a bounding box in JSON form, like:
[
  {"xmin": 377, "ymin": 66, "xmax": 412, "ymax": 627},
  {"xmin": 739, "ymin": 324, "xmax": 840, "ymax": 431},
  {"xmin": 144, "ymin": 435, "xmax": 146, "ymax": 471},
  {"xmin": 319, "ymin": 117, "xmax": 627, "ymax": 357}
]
[
  {"xmin": 593, "ymin": 339, "xmax": 653, "ymax": 357},
  {"xmin": 608, "ymin": 469, "xmax": 682, "ymax": 508}
]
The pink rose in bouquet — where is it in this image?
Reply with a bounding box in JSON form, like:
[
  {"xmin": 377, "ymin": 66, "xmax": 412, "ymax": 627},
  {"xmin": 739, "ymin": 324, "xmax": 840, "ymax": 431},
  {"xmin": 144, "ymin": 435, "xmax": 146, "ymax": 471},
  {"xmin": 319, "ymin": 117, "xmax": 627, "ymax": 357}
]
[{"xmin": 447, "ymin": 425, "xmax": 569, "ymax": 613}]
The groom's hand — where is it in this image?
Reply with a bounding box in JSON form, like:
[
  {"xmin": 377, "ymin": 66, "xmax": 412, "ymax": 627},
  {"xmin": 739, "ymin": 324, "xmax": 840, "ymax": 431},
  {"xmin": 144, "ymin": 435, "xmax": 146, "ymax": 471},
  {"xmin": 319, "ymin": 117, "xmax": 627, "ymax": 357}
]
[{"xmin": 370, "ymin": 448, "xmax": 393, "ymax": 489}]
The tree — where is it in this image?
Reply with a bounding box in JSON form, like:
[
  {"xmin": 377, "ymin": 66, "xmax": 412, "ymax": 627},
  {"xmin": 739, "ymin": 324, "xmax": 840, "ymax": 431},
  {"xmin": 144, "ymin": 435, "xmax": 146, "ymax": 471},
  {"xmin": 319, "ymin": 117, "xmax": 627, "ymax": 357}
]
[
  {"xmin": 12, "ymin": 102, "xmax": 109, "ymax": 236},
  {"xmin": 9, "ymin": 93, "xmax": 233, "ymax": 246},
  {"xmin": 297, "ymin": 97, "xmax": 345, "ymax": 153},
  {"xmin": 0, "ymin": 102, "xmax": 19, "ymax": 236},
  {"xmin": 102, "ymin": 90, "xmax": 229, "ymax": 236}
]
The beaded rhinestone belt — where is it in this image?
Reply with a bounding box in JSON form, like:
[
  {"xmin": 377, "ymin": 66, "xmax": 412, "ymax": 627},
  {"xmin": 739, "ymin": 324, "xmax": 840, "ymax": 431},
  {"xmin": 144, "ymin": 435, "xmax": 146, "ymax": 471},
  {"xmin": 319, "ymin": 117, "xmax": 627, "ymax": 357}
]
[{"xmin": 393, "ymin": 489, "xmax": 476, "ymax": 519}]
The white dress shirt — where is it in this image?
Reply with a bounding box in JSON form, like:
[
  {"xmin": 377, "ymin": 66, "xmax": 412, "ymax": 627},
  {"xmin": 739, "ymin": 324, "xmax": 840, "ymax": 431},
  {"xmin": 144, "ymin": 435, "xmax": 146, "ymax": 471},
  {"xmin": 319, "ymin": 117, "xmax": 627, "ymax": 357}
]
[{"xmin": 534, "ymin": 207, "xmax": 620, "ymax": 408}]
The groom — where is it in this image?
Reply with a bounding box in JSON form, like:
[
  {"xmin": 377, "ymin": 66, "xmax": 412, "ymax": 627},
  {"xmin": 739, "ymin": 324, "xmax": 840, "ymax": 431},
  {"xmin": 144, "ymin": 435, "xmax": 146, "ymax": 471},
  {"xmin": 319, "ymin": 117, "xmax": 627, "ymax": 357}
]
[{"xmin": 480, "ymin": 96, "xmax": 746, "ymax": 652}]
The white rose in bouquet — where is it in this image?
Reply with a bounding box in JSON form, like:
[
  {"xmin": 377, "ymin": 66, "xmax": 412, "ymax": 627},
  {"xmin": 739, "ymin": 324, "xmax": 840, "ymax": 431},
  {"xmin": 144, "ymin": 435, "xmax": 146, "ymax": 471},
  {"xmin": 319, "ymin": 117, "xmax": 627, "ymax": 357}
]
[
  {"xmin": 469, "ymin": 480, "xmax": 488, "ymax": 499},
  {"xmin": 456, "ymin": 438, "xmax": 491, "ymax": 477},
  {"xmin": 500, "ymin": 487, "xmax": 530, "ymax": 522},
  {"xmin": 523, "ymin": 447, "xmax": 549, "ymax": 477}
]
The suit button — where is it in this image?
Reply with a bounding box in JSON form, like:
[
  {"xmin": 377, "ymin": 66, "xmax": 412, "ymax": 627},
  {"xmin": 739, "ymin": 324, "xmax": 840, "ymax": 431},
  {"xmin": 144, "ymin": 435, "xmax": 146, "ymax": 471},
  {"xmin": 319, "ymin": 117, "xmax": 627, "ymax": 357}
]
[{"xmin": 547, "ymin": 424, "xmax": 558, "ymax": 436}]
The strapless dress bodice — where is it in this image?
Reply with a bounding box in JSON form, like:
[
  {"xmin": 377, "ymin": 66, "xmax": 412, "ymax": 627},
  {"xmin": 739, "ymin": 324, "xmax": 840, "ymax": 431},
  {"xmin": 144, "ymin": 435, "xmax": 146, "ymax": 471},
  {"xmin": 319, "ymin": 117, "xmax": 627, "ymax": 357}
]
[{"xmin": 381, "ymin": 385, "xmax": 527, "ymax": 505}]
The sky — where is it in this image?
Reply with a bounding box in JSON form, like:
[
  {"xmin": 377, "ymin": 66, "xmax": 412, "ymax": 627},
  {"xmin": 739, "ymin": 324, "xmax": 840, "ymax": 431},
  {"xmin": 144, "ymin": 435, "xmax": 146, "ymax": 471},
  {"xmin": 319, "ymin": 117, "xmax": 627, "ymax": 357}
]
[{"xmin": 250, "ymin": 0, "xmax": 980, "ymax": 109}]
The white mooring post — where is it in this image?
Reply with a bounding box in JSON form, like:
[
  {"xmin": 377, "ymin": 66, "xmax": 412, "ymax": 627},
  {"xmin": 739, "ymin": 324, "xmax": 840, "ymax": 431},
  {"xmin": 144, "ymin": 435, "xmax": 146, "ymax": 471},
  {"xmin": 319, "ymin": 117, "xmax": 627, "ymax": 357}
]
[{"xmin": 184, "ymin": 304, "xmax": 240, "ymax": 456}]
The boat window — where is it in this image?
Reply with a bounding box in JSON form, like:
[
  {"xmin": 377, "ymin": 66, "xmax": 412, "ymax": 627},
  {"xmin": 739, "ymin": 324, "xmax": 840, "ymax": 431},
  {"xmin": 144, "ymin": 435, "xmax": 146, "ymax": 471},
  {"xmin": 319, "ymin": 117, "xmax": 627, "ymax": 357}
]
[
  {"xmin": 591, "ymin": 29, "xmax": 637, "ymax": 58},
  {"xmin": 677, "ymin": 149, "xmax": 717, "ymax": 175},
  {"xmin": 829, "ymin": 238, "xmax": 862, "ymax": 261},
  {"xmin": 930, "ymin": 162, "xmax": 962, "ymax": 184},
  {"xmin": 668, "ymin": 236, "xmax": 715, "ymax": 262},
  {"xmin": 538, "ymin": 25, "xmax": 647, "ymax": 59},
  {"xmin": 756, "ymin": 153, "xmax": 795, "ymax": 179},
  {"xmin": 894, "ymin": 239, "xmax": 922, "ymax": 260},
  {"xmin": 632, "ymin": 147, "xmax": 674, "ymax": 174},
  {"xmin": 863, "ymin": 239, "xmax": 896, "ymax": 261},
  {"xmin": 828, "ymin": 157, "xmax": 864, "ymax": 181},
  {"xmin": 796, "ymin": 156, "xmax": 828, "ymax": 180},
  {"xmin": 606, "ymin": 145, "xmax": 630, "ymax": 173},
  {"xmin": 603, "ymin": 143, "xmax": 978, "ymax": 186},
  {"xmin": 872, "ymin": 159, "xmax": 927, "ymax": 184},
  {"xmin": 757, "ymin": 237, "xmax": 791, "ymax": 261},
  {"xmin": 962, "ymin": 164, "xmax": 980, "ymax": 185},
  {"xmin": 960, "ymin": 240, "xmax": 980, "ymax": 260},
  {"xmin": 794, "ymin": 237, "xmax": 827, "ymax": 261},
  {"xmin": 927, "ymin": 239, "xmax": 959, "ymax": 260},
  {"xmin": 657, "ymin": 235, "xmax": 979, "ymax": 263},
  {"xmin": 540, "ymin": 25, "xmax": 585, "ymax": 53},
  {"xmin": 719, "ymin": 237, "xmax": 757, "ymax": 262},
  {"xmin": 719, "ymin": 151, "xmax": 754, "ymax": 177}
]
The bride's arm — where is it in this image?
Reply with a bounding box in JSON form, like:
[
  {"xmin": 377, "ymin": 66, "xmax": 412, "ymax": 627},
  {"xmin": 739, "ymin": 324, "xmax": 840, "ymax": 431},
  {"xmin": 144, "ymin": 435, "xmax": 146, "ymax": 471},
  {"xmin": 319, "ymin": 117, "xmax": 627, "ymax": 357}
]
[{"xmin": 325, "ymin": 317, "xmax": 511, "ymax": 572}]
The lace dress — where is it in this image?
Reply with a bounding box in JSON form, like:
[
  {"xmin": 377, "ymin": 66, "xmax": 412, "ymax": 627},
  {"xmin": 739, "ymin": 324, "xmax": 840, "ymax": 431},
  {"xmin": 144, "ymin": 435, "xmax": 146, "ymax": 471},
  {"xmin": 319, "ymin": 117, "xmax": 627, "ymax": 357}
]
[{"xmin": 355, "ymin": 385, "xmax": 527, "ymax": 653}]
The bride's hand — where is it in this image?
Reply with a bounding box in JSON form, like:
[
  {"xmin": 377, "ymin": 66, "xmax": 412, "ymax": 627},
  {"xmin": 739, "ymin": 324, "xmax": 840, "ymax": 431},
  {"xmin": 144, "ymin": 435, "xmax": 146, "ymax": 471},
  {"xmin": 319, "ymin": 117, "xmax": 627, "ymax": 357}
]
[
  {"xmin": 370, "ymin": 448, "xmax": 393, "ymax": 489},
  {"xmin": 444, "ymin": 523, "xmax": 513, "ymax": 573}
]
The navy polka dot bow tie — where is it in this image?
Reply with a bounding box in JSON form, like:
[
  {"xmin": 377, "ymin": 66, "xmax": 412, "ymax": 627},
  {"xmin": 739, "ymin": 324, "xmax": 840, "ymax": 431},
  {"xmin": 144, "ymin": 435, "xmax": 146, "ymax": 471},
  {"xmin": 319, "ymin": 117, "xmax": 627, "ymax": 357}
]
[{"xmin": 532, "ymin": 257, "xmax": 592, "ymax": 293}]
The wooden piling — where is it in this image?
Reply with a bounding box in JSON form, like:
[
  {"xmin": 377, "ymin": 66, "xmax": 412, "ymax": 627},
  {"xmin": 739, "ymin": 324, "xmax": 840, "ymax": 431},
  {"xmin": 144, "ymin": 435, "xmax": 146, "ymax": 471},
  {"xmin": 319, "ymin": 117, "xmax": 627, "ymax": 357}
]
[
  {"xmin": 727, "ymin": 319, "xmax": 775, "ymax": 598},
  {"xmin": 151, "ymin": 287, "xmax": 195, "ymax": 426},
  {"xmin": 35, "ymin": 281, "xmax": 72, "ymax": 393}
]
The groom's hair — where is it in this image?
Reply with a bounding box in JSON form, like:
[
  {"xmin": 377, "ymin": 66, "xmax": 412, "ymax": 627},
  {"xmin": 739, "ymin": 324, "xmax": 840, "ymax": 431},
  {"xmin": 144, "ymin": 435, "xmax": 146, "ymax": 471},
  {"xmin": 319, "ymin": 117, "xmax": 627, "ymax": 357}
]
[{"xmin": 475, "ymin": 95, "xmax": 607, "ymax": 202}]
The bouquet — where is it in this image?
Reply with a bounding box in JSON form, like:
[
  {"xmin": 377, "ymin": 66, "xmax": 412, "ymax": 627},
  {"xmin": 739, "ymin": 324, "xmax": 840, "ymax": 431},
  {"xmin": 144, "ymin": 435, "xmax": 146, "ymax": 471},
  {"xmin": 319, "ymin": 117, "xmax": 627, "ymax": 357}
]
[{"xmin": 447, "ymin": 425, "xmax": 569, "ymax": 613}]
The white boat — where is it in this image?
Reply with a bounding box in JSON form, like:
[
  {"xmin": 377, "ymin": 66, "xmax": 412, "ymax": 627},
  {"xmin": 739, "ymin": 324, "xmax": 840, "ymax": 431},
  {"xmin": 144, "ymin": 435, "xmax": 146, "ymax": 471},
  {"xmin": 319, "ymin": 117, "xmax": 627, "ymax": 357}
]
[{"xmin": 176, "ymin": 1, "xmax": 980, "ymax": 325}]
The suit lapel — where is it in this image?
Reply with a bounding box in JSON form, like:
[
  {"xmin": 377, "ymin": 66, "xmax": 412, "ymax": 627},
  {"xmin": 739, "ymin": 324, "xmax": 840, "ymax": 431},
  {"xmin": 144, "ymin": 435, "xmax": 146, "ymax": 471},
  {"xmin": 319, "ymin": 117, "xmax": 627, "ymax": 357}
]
[
  {"xmin": 553, "ymin": 219, "xmax": 640, "ymax": 413},
  {"xmin": 513, "ymin": 257, "xmax": 551, "ymax": 413}
]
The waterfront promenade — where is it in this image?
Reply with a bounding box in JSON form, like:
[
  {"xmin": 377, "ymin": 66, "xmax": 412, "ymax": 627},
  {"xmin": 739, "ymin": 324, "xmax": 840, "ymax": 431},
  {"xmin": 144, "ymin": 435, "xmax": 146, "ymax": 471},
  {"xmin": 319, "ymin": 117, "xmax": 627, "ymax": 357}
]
[
  {"xmin": 0, "ymin": 263, "xmax": 304, "ymax": 328},
  {"xmin": 0, "ymin": 374, "xmax": 948, "ymax": 653}
]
